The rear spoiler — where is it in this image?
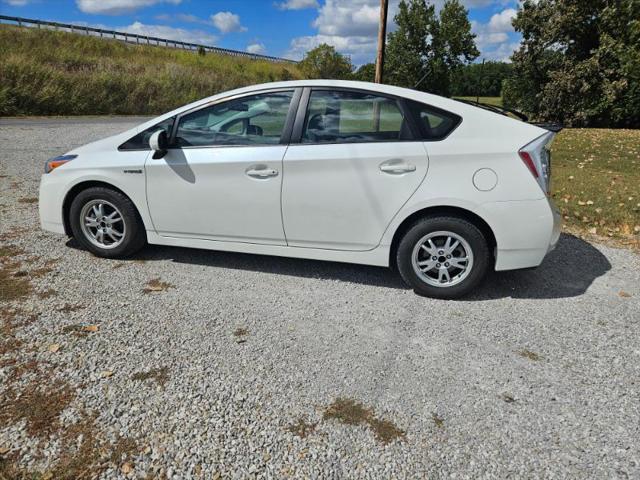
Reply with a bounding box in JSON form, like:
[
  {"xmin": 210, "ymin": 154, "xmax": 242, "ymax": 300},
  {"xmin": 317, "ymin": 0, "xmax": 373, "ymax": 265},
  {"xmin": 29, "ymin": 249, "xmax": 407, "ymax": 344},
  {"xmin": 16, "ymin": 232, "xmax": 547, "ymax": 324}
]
[{"xmin": 454, "ymin": 99, "xmax": 563, "ymax": 133}]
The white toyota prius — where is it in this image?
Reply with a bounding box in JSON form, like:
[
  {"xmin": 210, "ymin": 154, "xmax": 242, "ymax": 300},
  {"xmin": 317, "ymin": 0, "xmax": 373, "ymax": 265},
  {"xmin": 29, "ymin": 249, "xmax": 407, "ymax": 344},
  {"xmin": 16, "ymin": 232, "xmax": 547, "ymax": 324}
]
[{"xmin": 39, "ymin": 80, "xmax": 561, "ymax": 298}]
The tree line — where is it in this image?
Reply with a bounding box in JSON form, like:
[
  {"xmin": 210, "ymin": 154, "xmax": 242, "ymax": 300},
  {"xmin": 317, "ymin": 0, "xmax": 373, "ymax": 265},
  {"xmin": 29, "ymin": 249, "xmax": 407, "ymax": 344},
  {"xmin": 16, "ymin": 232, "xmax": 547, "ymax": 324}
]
[{"xmin": 298, "ymin": 0, "xmax": 639, "ymax": 128}]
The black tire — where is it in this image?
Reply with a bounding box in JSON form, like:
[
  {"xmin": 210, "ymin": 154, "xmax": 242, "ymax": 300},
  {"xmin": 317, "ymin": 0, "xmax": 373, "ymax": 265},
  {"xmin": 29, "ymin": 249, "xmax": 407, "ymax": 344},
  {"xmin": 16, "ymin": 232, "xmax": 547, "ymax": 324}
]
[
  {"xmin": 396, "ymin": 216, "xmax": 490, "ymax": 299},
  {"xmin": 69, "ymin": 187, "xmax": 146, "ymax": 258}
]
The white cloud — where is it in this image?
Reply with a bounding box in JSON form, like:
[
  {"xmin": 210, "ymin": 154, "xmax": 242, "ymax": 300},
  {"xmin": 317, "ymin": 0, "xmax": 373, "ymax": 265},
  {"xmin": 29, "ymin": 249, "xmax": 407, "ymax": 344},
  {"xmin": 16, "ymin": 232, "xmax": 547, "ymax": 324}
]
[
  {"xmin": 246, "ymin": 43, "xmax": 266, "ymax": 54},
  {"xmin": 117, "ymin": 21, "xmax": 217, "ymax": 45},
  {"xmin": 76, "ymin": 0, "xmax": 181, "ymax": 15},
  {"xmin": 488, "ymin": 8, "xmax": 517, "ymax": 32},
  {"xmin": 276, "ymin": 0, "xmax": 318, "ymax": 10},
  {"xmin": 210, "ymin": 11, "xmax": 247, "ymax": 34},
  {"xmin": 471, "ymin": 8, "xmax": 519, "ymax": 60},
  {"xmin": 3, "ymin": 0, "xmax": 31, "ymax": 6},
  {"xmin": 312, "ymin": 0, "xmax": 390, "ymax": 37},
  {"xmin": 287, "ymin": 34, "xmax": 377, "ymax": 64},
  {"xmin": 156, "ymin": 13, "xmax": 201, "ymax": 24},
  {"xmin": 286, "ymin": 0, "xmax": 401, "ymax": 64}
]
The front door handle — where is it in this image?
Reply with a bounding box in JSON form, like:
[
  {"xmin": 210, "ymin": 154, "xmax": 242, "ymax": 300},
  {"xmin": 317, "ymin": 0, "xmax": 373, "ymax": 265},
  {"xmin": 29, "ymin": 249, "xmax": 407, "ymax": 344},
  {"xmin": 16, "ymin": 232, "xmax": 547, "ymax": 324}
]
[
  {"xmin": 379, "ymin": 161, "xmax": 416, "ymax": 174},
  {"xmin": 246, "ymin": 166, "xmax": 279, "ymax": 179}
]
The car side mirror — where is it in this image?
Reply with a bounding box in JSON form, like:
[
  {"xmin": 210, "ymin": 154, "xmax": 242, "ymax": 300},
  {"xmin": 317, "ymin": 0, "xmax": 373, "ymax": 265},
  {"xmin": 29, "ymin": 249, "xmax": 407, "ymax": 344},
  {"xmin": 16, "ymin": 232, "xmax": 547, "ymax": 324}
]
[{"xmin": 149, "ymin": 130, "xmax": 168, "ymax": 159}]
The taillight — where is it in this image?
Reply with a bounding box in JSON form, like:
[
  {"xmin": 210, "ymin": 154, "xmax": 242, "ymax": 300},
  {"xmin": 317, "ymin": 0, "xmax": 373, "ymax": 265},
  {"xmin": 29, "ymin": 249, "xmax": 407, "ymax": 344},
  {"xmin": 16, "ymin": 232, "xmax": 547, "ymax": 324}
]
[
  {"xmin": 519, "ymin": 132, "xmax": 555, "ymax": 195},
  {"xmin": 518, "ymin": 151, "xmax": 539, "ymax": 178}
]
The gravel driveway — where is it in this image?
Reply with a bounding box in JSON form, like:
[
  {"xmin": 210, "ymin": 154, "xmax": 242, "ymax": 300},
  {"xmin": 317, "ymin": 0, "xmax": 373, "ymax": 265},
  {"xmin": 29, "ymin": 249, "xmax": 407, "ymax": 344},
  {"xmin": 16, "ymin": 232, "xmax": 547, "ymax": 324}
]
[{"xmin": 1, "ymin": 118, "xmax": 639, "ymax": 479}]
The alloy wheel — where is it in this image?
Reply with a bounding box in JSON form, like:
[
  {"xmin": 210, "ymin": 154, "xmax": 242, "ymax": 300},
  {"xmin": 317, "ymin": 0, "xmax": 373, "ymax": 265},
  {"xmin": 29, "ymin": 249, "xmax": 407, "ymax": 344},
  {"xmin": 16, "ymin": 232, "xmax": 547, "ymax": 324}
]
[
  {"xmin": 411, "ymin": 231, "xmax": 474, "ymax": 288},
  {"xmin": 79, "ymin": 199, "xmax": 126, "ymax": 249}
]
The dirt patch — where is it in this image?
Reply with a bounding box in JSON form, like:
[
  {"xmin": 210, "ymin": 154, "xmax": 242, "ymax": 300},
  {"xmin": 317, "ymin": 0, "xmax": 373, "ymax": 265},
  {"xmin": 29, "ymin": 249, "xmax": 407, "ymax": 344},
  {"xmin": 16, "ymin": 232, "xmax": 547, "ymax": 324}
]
[
  {"xmin": 322, "ymin": 398, "xmax": 405, "ymax": 445},
  {"xmin": 287, "ymin": 417, "xmax": 317, "ymax": 438},
  {"xmin": 142, "ymin": 278, "xmax": 174, "ymax": 294},
  {"xmin": 17, "ymin": 197, "xmax": 38, "ymax": 204},
  {"xmin": 132, "ymin": 367, "xmax": 169, "ymax": 388},
  {"xmin": 517, "ymin": 349, "xmax": 540, "ymax": 361}
]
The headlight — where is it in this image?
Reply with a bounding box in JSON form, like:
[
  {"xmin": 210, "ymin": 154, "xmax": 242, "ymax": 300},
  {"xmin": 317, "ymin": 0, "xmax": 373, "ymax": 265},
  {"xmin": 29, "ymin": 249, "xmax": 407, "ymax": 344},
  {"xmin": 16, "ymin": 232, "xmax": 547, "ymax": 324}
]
[{"xmin": 44, "ymin": 154, "xmax": 77, "ymax": 173}]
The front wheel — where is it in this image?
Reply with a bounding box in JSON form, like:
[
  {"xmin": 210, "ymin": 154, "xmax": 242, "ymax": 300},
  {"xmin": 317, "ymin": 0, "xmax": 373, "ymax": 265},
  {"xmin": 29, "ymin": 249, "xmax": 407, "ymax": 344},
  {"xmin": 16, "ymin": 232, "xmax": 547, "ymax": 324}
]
[
  {"xmin": 69, "ymin": 187, "xmax": 146, "ymax": 258},
  {"xmin": 396, "ymin": 216, "xmax": 490, "ymax": 299}
]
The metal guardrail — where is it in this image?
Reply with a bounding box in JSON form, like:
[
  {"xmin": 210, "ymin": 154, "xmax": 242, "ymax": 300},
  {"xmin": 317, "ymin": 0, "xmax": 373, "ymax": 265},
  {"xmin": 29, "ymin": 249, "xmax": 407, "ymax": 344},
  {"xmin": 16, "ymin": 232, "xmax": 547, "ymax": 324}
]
[{"xmin": 0, "ymin": 15, "xmax": 297, "ymax": 64}]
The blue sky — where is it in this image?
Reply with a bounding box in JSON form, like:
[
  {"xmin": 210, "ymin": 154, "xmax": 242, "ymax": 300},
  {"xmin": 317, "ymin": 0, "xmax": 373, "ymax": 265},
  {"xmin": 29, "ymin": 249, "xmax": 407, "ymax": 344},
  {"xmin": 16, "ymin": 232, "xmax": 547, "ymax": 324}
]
[{"xmin": 0, "ymin": 0, "xmax": 522, "ymax": 64}]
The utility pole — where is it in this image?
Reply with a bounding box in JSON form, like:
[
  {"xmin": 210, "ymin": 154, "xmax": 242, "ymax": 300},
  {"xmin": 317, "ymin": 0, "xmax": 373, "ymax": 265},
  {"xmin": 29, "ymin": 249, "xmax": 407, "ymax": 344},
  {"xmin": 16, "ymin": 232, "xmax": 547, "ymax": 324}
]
[{"xmin": 374, "ymin": 0, "xmax": 389, "ymax": 84}]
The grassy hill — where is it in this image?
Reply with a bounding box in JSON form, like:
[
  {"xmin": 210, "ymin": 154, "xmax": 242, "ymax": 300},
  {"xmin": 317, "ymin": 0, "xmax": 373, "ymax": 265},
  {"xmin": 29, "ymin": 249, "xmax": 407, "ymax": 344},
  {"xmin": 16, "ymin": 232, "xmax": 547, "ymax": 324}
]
[{"xmin": 0, "ymin": 25, "xmax": 301, "ymax": 116}]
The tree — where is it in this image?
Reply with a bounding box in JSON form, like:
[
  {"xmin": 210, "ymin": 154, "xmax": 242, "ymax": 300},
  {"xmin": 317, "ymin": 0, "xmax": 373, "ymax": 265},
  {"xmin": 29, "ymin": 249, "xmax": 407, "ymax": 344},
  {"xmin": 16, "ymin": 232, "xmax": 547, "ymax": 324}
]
[
  {"xmin": 299, "ymin": 44, "xmax": 353, "ymax": 79},
  {"xmin": 385, "ymin": 0, "xmax": 479, "ymax": 96},
  {"xmin": 352, "ymin": 63, "xmax": 376, "ymax": 82},
  {"xmin": 503, "ymin": 0, "xmax": 640, "ymax": 127},
  {"xmin": 450, "ymin": 61, "xmax": 513, "ymax": 97},
  {"xmin": 385, "ymin": 0, "xmax": 436, "ymax": 90}
]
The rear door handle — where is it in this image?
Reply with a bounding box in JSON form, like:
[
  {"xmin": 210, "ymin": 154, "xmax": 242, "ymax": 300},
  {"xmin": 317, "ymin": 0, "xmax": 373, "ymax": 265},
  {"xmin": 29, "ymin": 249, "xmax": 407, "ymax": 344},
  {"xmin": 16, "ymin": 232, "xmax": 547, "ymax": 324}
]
[
  {"xmin": 246, "ymin": 167, "xmax": 279, "ymax": 179},
  {"xmin": 379, "ymin": 161, "xmax": 416, "ymax": 174}
]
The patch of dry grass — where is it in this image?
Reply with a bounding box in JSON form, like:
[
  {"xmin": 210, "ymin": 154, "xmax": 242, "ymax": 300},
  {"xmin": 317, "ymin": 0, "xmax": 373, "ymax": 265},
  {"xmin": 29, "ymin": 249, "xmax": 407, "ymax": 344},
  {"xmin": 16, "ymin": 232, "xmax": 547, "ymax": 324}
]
[
  {"xmin": 552, "ymin": 128, "xmax": 639, "ymax": 250},
  {"xmin": 142, "ymin": 278, "xmax": 174, "ymax": 294},
  {"xmin": 0, "ymin": 24, "xmax": 301, "ymax": 116},
  {"xmin": 0, "ymin": 261, "xmax": 32, "ymax": 303},
  {"xmin": 0, "ymin": 381, "xmax": 75, "ymax": 438},
  {"xmin": 287, "ymin": 417, "xmax": 317, "ymax": 438},
  {"xmin": 323, "ymin": 398, "xmax": 405, "ymax": 445},
  {"xmin": 517, "ymin": 349, "xmax": 540, "ymax": 361},
  {"xmin": 132, "ymin": 367, "xmax": 169, "ymax": 388}
]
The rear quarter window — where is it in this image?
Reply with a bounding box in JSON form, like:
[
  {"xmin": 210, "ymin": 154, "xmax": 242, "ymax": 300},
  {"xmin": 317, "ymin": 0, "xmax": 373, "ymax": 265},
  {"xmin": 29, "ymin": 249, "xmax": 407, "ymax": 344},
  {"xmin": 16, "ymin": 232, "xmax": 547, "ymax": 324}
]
[{"xmin": 408, "ymin": 101, "xmax": 461, "ymax": 141}]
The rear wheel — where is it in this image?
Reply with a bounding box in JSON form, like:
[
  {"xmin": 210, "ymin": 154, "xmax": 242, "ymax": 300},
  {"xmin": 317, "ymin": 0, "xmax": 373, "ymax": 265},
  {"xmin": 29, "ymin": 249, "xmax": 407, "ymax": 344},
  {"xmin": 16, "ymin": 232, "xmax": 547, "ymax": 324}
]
[
  {"xmin": 396, "ymin": 216, "xmax": 490, "ymax": 299},
  {"xmin": 69, "ymin": 187, "xmax": 146, "ymax": 258}
]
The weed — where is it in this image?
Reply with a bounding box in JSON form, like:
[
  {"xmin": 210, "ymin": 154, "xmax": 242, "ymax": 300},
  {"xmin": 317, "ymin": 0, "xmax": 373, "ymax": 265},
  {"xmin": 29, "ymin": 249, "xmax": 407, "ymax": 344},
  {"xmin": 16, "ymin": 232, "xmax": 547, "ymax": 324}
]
[
  {"xmin": 322, "ymin": 398, "xmax": 405, "ymax": 445},
  {"xmin": 132, "ymin": 367, "xmax": 169, "ymax": 388},
  {"xmin": 142, "ymin": 278, "xmax": 174, "ymax": 294},
  {"xmin": 57, "ymin": 303, "xmax": 85, "ymax": 313},
  {"xmin": 0, "ymin": 261, "xmax": 32, "ymax": 302},
  {"xmin": 517, "ymin": 349, "xmax": 540, "ymax": 361},
  {"xmin": 17, "ymin": 197, "xmax": 38, "ymax": 204},
  {"xmin": 287, "ymin": 417, "xmax": 317, "ymax": 438},
  {"xmin": 432, "ymin": 413, "xmax": 444, "ymax": 428},
  {"xmin": 501, "ymin": 393, "xmax": 516, "ymax": 403},
  {"xmin": 62, "ymin": 324, "xmax": 98, "ymax": 337},
  {"xmin": 0, "ymin": 381, "xmax": 75, "ymax": 437},
  {"xmin": 38, "ymin": 288, "xmax": 56, "ymax": 299}
]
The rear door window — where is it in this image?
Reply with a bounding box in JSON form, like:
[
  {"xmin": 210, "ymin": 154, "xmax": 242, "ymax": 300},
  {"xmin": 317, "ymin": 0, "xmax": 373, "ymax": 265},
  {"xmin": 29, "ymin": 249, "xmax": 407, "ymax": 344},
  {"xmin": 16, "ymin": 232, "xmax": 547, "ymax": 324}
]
[{"xmin": 301, "ymin": 90, "xmax": 413, "ymax": 144}]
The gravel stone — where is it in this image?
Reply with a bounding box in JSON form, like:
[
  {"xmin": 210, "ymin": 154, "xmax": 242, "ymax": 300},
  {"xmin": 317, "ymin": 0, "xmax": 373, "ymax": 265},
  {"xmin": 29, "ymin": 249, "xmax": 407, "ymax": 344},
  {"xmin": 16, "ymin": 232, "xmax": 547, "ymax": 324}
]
[{"xmin": 0, "ymin": 118, "xmax": 639, "ymax": 478}]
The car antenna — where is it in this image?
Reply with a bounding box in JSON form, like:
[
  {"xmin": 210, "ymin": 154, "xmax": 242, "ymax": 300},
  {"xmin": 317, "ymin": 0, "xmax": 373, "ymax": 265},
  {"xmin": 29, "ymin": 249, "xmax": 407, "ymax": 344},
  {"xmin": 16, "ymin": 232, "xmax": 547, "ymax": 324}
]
[{"xmin": 413, "ymin": 70, "xmax": 429, "ymax": 89}]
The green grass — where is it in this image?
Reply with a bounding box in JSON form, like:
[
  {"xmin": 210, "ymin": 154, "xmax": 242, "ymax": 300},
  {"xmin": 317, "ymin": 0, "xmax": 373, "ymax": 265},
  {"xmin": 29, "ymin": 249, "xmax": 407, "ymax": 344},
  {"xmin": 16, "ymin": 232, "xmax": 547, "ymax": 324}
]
[
  {"xmin": 0, "ymin": 25, "xmax": 301, "ymax": 116},
  {"xmin": 454, "ymin": 96, "xmax": 503, "ymax": 107},
  {"xmin": 552, "ymin": 129, "xmax": 640, "ymax": 248}
]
